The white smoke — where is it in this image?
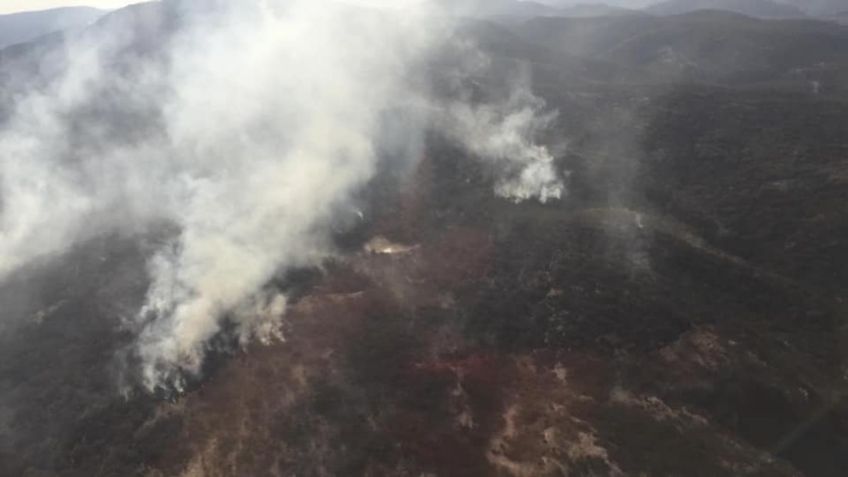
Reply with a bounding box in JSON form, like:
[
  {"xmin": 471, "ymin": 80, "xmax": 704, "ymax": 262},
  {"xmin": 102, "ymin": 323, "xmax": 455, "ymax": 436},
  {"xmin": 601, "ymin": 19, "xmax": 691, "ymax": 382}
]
[
  {"xmin": 443, "ymin": 87, "xmax": 564, "ymax": 203},
  {"xmin": 0, "ymin": 0, "xmax": 564, "ymax": 391}
]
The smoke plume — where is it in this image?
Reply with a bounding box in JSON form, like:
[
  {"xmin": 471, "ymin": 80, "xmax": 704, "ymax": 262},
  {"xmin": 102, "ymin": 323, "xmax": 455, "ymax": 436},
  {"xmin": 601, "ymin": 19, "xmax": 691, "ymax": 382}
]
[{"xmin": 0, "ymin": 0, "xmax": 564, "ymax": 391}]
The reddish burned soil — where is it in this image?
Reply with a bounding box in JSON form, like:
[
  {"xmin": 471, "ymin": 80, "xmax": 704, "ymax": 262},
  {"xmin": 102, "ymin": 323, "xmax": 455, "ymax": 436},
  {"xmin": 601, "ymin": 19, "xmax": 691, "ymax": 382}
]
[
  {"xmin": 3, "ymin": 75, "xmax": 848, "ymax": 477},
  {"xmin": 2, "ymin": 137, "xmax": 848, "ymax": 476},
  {"xmin": 3, "ymin": 5, "xmax": 848, "ymax": 476},
  {"xmin": 34, "ymin": 151, "xmax": 835, "ymax": 477}
]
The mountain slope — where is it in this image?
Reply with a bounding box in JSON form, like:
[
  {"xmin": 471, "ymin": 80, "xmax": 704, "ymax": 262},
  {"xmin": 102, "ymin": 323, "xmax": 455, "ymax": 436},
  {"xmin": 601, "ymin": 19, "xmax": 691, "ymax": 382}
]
[
  {"xmin": 558, "ymin": 3, "xmax": 641, "ymax": 17},
  {"xmin": 436, "ymin": 0, "xmax": 561, "ymax": 17},
  {"xmin": 779, "ymin": 0, "xmax": 848, "ymax": 16},
  {"xmin": 2, "ymin": 2, "xmax": 848, "ymax": 477},
  {"xmin": 647, "ymin": 0, "xmax": 806, "ymax": 18},
  {"xmin": 829, "ymin": 10, "xmax": 848, "ymax": 24},
  {"xmin": 516, "ymin": 11, "xmax": 848, "ymax": 89},
  {"xmin": 0, "ymin": 7, "xmax": 105, "ymax": 49}
]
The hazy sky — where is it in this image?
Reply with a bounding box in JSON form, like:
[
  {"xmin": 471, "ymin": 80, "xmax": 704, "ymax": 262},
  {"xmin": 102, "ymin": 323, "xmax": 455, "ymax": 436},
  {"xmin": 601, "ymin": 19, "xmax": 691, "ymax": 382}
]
[
  {"xmin": 0, "ymin": 0, "xmax": 663, "ymax": 15},
  {"xmin": 535, "ymin": 0, "xmax": 657, "ymax": 6},
  {"xmin": 0, "ymin": 0, "xmax": 139, "ymax": 14}
]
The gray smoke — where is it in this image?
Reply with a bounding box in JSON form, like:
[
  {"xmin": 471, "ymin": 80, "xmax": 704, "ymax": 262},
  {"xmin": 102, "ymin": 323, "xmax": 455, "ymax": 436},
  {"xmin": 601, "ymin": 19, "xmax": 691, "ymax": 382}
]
[{"xmin": 0, "ymin": 0, "xmax": 564, "ymax": 391}]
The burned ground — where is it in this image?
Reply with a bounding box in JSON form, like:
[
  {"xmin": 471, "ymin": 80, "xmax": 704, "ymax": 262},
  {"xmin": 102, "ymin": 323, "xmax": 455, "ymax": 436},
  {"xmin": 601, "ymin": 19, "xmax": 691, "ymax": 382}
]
[{"xmin": 2, "ymin": 4, "xmax": 848, "ymax": 477}]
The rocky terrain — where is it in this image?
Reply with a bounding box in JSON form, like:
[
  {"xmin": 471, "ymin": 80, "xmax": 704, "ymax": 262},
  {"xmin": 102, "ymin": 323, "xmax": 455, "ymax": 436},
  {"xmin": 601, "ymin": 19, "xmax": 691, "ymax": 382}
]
[{"xmin": 1, "ymin": 2, "xmax": 848, "ymax": 477}]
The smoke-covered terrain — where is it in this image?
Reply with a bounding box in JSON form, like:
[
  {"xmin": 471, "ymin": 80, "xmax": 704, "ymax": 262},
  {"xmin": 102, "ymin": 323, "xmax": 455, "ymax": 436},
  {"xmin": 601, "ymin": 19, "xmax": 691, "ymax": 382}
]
[
  {"xmin": 0, "ymin": 6, "xmax": 104, "ymax": 49},
  {"xmin": 1, "ymin": 1, "xmax": 848, "ymax": 476}
]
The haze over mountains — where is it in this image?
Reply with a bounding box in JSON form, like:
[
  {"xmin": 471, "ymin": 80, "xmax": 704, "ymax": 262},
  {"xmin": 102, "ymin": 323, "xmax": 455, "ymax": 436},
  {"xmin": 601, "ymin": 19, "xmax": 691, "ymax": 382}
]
[
  {"xmin": 0, "ymin": 6, "xmax": 103, "ymax": 48},
  {"xmin": 1, "ymin": 0, "xmax": 848, "ymax": 476},
  {"xmin": 2, "ymin": 0, "xmax": 846, "ymax": 43},
  {"xmin": 787, "ymin": 0, "xmax": 848, "ymax": 15},
  {"xmin": 647, "ymin": 0, "xmax": 805, "ymax": 18},
  {"xmin": 450, "ymin": 0, "xmax": 848, "ymax": 20}
]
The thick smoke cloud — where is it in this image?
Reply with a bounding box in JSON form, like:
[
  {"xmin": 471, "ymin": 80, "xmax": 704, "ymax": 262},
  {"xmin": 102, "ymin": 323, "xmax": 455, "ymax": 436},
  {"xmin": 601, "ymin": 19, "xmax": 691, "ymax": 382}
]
[{"xmin": 0, "ymin": 0, "xmax": 564, "ymax": 391}]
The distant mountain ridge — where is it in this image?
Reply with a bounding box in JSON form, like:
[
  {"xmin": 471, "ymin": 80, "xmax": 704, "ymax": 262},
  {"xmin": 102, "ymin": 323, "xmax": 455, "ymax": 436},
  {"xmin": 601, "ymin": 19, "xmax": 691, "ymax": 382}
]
[
  {"xmin": 828, "ymin": 10, "xmax": 848, "ymax": 24},
  {"xmin": 777, "ymin": 0, "xmax": 848, "ymax": 16},
  {"xmin": 647, "ymin": 0, "xmax": 806, "ymax": 18},
  {"xmin": 0, "ymin": 7, "xmax": 105, "ymax": 49},
  {"xmin": 436, "ymin": 0, "xmax": 561, "ymax": 17},
  {"xmin": 515, "ymin": 9, "xmax": 848, "ymax": 88},
  {"xmin": 558, "ymin": 3, "xmax": 641, "ymax": 16},
  {"xmin": 437, "ymin": 0, "xmax": 643, "ymax": 18}
]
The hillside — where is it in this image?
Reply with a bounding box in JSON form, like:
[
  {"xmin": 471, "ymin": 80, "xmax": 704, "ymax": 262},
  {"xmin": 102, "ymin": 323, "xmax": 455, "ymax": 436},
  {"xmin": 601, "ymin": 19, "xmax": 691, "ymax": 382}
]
[
  {"xmin": 558, "ymin": 2, "xmax": 640, "ymax": 16},
  {"xmin": 436, "ymin": 0, "xmax": 561, "ymax": 17},
  {"xmin": 516, "ymin": 11, "xmax": 848, "ymax": 90},
  {"xmin": 827, "ymin": 10, "xmax": 848, "ymax": 24},
  {"xmin": 780, "ymin": 0, "xmax": 848, "ymax": 15},
  {"xmin": 0, "ymin": 7, "xmax": 104, "ymax": 49},
  {"xmin": 647, "ymin": 0, "xmax": 807, "ymax": 18},
  {"xmin": 1, "ymin": 2, "xmax": 848, "ymax": 477}
]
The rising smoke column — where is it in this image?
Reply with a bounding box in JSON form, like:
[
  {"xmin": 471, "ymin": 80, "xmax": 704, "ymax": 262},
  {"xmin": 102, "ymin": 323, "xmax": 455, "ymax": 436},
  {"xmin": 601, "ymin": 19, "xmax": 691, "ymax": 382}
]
[{"xmin": 0, "ymin": 0, "xmax": 564, "ymax": 391}]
